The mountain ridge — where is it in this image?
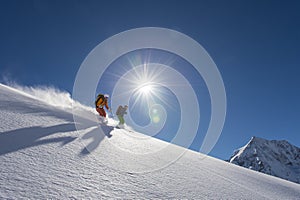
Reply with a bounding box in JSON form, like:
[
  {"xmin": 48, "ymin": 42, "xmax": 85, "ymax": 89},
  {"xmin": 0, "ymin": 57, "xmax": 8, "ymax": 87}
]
[{"xmin": 229, "ymin": 136, "xmax": 300, "ymax": 184}]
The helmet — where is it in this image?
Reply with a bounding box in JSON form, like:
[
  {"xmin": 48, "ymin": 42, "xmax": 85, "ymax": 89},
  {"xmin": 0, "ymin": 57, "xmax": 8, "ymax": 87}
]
[{"xmin": 104, "ymin": 94, "xmax": 109, "ymax": 98}]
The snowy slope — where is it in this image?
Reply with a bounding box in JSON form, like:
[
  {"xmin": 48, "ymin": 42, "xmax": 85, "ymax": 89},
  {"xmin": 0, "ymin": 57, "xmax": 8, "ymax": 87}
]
[
  {"xmin": 0, "ymin": 84, "xmax": 300, "ymax": 199},
  {"xmin": 229, "ymin": 136, "xmax": 300, "ymax": 184}
]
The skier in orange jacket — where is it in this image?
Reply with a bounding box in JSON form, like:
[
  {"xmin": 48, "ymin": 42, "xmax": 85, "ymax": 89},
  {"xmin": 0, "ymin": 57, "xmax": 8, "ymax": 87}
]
[{"xmin": 95, "ymin": 94, "xmax": 111, "ymax": 118}]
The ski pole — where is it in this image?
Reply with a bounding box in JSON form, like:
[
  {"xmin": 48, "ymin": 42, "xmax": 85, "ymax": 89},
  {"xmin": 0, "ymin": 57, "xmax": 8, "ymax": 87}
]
[{"xmin": 109, "ymin": 108, "xmax": 115, "ymax": 118}]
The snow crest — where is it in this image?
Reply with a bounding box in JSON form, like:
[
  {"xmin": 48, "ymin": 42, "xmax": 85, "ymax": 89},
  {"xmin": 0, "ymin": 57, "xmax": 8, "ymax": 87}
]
[{"xmin": 1, "ymin": 83, "xmax": 300, "ymax": 199}]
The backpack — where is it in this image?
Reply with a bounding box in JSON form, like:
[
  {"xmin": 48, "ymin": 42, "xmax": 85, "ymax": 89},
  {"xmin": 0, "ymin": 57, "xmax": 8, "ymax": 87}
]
[
  {"xmin": 95, "ymin": 94, "xmax": 104, "ymax": 107},
  {"xmin": 116, "ymin": 105, "xmax": 122, "ymax": 115}
]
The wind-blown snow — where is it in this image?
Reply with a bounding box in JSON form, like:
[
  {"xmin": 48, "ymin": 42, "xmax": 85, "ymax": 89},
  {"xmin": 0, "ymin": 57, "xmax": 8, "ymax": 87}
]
[
  {"xmin": 0, "ymin": 83, "xmax": 299, "ymax": 199},
  {"xmin": 7, "ymin": 83, "xmax": 96, "ymax": 114}
]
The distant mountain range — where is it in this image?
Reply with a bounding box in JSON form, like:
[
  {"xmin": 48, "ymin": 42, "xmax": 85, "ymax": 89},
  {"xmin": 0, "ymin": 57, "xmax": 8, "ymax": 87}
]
[{"xmin": 229, "ymin": 136, "xmax": 300, "ymax": 184}]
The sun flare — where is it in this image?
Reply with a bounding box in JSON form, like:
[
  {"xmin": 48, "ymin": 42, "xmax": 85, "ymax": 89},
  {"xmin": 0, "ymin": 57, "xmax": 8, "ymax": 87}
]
[{"xmin": 138, "ymin": 83, "xmax": 153, "ymax": 96}]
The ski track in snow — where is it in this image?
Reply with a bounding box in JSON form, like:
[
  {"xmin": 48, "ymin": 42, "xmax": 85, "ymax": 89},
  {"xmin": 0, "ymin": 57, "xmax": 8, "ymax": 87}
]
[{"xmin": 0, "ymin": 83, "xmax": 300, "ymax": 199}]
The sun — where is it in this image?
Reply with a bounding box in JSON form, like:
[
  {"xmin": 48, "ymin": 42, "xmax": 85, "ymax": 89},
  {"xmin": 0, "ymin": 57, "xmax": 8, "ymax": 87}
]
[
  {"xmin": 138, "ymin": 83, "xmax": 153, "ymax": 96},
  {"xmin": 115, "ymin": 62, "xmax": 173, "ymax": 114}
]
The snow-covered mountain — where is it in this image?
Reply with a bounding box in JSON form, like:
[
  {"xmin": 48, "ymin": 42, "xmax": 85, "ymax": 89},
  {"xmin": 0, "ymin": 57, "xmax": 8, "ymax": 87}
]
[
  {"xmin": 229, "ymin": 136, "xmax": 300, "ymax": 184},
  {"xmin": 1, "ymin": 83, "xmax": 300, "ymax": 199}
]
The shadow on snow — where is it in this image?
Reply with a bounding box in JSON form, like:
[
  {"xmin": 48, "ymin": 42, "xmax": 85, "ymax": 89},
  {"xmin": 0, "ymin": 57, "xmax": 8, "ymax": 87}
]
[
  {"xmin": 0, "ymin": 88, "xmax": 115, "ymax": 157},
  {"xmin": 0, "ymin": 123, "xmax": 77, "ymax": 155},
  {"xmin": 79, "ymin": 124, "xmax": 114, "ymax": 156},
  {"xmin": 0, "ymin": 122, "xmax": 115, "ymax": 156}
]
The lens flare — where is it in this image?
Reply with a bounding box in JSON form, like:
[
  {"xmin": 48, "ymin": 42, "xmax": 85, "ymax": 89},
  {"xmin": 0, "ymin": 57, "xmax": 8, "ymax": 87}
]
[
  {"xmin": 152, "ymin": 116, "xmax": 160, "ymax": 123},
  {"xmin": 73, "ymin": 27, "xmax": 227, "ymax": 173}
]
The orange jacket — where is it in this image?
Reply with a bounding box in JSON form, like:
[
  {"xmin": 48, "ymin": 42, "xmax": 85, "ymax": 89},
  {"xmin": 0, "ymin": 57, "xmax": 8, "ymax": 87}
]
[{"xmin": 96, "ymin": 98, "xmax": 109, "ymax": 110}]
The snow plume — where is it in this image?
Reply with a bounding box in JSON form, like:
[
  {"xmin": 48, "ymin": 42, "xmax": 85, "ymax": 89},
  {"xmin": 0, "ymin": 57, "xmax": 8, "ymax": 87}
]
[
  {"xmin": 6, "ymin": 83, "xmax": 96, "ymax": 115},
  {"xmin": 16, "ymin": 85, "xmax": 73, "ymax": 108}
]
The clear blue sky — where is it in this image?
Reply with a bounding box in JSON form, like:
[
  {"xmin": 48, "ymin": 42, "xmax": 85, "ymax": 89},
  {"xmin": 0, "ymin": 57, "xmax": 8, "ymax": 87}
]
[{"xmin": 1, "ymin": 0, "xmax": 299, "ymax": 160}]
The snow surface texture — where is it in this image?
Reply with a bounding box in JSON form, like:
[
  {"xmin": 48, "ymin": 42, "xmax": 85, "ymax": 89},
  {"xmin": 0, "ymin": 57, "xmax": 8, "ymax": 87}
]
[
  {"xmin": 0, "ymin": 83, "xmax": 300, "ymax": 199},
  {"xmin": 229, "ymin": 136, "xmax": 300, "ymax": 184}
]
